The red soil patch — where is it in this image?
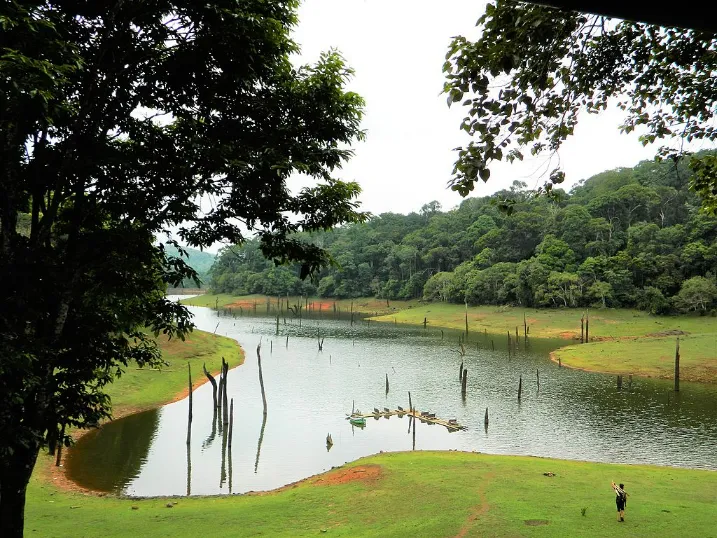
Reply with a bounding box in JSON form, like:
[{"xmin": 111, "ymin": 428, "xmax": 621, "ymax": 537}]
[
  {"xmin": 558, "ymin": 331, "xmax": 579, "ymax": 340},
  {"xmin": 311, "ymin": 465, "xmax": 383, "ymax": 486},
  {"xmin": 226, "ymin": 300, "xmax": 262, "ymax": 309}
]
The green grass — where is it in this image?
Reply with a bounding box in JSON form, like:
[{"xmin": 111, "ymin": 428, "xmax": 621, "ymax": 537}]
[
  {"xmin": 554, "ymin": 333, "xmax": 717, "ymax": 383},
  {"xmin": 106, "ymin": 330, "xmax": 243, "ymax": 416},
  {"xmin": 371, "ymin": 303, "xmax": 717, "ymax": 340},
  {"xmin": 27, "ymin": 451, "xmax": 717, "ymax": 537}
]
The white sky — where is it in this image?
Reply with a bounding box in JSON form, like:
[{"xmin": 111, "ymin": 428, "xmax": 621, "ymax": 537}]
[
  {"xmin": 176, "ymin": 1, "xmax": 714, "ymax": 254},
  {"xmin": 289, "ymin": 0, "xmax": 674, "ymax": 215}
]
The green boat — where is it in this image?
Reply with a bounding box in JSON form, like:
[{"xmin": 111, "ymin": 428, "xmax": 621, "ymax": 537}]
[{"xmin": 349, "ymin": 417, "xmax": 366, "ymax": 427}]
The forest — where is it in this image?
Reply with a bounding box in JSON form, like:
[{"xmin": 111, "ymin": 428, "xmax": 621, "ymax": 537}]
[{"xmin": 208, "ymin": 155, "xmax": 717, "ymax": 314}]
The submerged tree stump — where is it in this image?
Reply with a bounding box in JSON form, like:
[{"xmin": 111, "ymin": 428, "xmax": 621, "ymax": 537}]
[
  {"xmin": 675, "ymin": 337, "xmax": 681, "ymax": 392},
  {"xmin": 203, "ymin": 362, "xmax": 218, "ymax": 409},
  {"xmin": 518, "ymin": 375, "xmax": 522, "ymax": 401}
]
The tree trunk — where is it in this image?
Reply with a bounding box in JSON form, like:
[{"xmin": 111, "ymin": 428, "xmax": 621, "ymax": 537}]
[{"xmin": 0, "ymin": 446, "xmax": 40, "ymax": 538}]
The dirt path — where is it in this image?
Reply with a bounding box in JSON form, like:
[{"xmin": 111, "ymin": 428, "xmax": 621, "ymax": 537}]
[{"xmin": 454, "ymin": 473, "xmax": 493, "ymax": 538}]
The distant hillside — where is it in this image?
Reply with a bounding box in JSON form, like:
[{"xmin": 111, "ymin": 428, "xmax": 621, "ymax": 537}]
[
  {"xmin": 161, "ymin": 244, "xmax": 216, "ymax": 288},
  {"xmin": 208, "ymin": 154, "xmax": 717, "ymax": 314}
]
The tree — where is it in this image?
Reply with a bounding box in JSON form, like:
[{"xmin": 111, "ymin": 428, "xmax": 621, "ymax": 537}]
[
  {"xmin": 0, "ymin": 2, "xmax": 366, "ymax": 535},
  {"xmin": 674, "ymin": 277, "xmax": 717, "ymax": 312},
  {"xmin": 443, "ymin": 1, "xmax": 717, "ymax": 213}
]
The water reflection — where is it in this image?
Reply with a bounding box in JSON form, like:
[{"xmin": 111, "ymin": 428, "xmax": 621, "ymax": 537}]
[
  {"xmin": 65, "ymin": 408, "xmax": 159, "ymax": 493},
  {"xmin": 65, "ymin": 304, "xmax": 717, "ymax": 497}
]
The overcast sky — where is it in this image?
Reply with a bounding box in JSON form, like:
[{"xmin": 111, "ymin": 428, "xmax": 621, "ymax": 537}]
[{"xmin": 289, "ymin": 0, "xmax": 665, "ymax": 215}]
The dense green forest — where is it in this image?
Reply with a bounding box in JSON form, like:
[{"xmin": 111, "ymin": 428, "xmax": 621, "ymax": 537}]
[{"xmin": 209, "ymin": 157, "xmax": 717, "ymax": 314}]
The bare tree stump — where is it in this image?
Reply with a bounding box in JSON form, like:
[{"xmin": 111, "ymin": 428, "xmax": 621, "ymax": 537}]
[
  {"xmin": 675, "ymin": 337, "xmax": 680, "ymax": 392},
  {"xmin": 203, "ymin": 362, "xmax": 218, "ymax": 409},
  {"xmin": 518, "ymin": 375, "xmax": 522, "ymax": 401}
]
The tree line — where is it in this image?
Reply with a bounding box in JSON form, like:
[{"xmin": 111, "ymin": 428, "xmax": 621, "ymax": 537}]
[{"xmin": 209, "ymin": 155, "xmax": 717, "ymax": 314}]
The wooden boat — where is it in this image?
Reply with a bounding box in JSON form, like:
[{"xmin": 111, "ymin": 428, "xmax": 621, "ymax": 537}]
[{"xmin": 349, "ymin": 416, "xmax": 367, "ymax": 426}]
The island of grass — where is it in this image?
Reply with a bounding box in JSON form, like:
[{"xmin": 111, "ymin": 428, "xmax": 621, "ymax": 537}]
[
  {"xmin": 183, "ymin": 294, "xmax": 717, "ymax": 384},
  {"xmin": 26, "ymin": 321, "xmax": 717, "ymax": 537}
]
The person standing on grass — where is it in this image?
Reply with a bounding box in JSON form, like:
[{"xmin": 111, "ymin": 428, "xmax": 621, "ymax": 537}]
[{"xmin": 612, "ymin": 481, "xmax": 628, "ymax": 521}]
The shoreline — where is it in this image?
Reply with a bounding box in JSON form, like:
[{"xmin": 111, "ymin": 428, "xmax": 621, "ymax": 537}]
[{"xmin": 45, "ymin": 330, "xmax": 243, "ymax": 497}]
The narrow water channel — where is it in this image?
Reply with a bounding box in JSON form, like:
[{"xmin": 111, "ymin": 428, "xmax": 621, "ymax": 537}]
[{"xmin": 65, "ymin": 302, "xmax": 717, "ymax": 496}]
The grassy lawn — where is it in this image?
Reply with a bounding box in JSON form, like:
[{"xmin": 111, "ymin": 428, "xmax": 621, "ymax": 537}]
[
  {"xmin": 554, "ymin": 333, "xmax": 717, "ymax": 383},
  {"xmin": 27, "ymin": 451, "xmax": 717, "ymax": 537},
  {"xmin": 371, "ymin": 303, "xmax": 717, "ymax": 340},
  {"xmin": 106, "ymin": 330, "xmax": 243, "ymax": 417}
]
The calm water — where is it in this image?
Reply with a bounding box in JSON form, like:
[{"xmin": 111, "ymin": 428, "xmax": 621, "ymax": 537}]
[{"xmin": 65, "ymin": 302, "xmax": 717, "ymax": 496}]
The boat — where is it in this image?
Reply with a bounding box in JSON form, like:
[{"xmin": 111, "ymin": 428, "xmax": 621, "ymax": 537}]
[{"xmin": 349, "ymin": 416, "xmax": 367, "ymax": 426}]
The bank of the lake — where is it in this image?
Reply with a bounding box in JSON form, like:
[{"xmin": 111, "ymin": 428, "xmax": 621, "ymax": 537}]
[
  {"xmin": 183, "ymin": 294, "xmax": 717, "ymax": 383},
  {"xmin": 27, "ymin": 450, "xmax": 717, "ymax": 537},
  {"xmin": 27, "ymin": 307, "xmax": 717, "ymax": 537},
  {"xmin": 37, "ymin": 329, "xmax": 242, "ymax": 493},
  {"xmin": 106, "ymin": 329, "xmax": 243, "ymax": 418},
  {"xmin": 552, "ymin": 333, "xmax": 717, "ymax": 383}
]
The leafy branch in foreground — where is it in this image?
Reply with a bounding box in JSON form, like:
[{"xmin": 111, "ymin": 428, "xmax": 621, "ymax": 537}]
[{"xmin": 443, "ymin": 1, "xmax": 717, "ymax": 213}]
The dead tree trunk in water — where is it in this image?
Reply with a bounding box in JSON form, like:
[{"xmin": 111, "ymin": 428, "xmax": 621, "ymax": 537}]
[
  {"xmin": 536, "ymin": 369, "xmax": 540, "ymax": 392},
  {"xmin": 385, "ymin": 373, "xmax": 389, "ymax": 395},
  {"xmin": 674, "ymin": 337, "xmax": 680, "ymax": 392},
  {"xmin": 461, "ymin": 369, "xmax": 468, "ymax": 397},
  {"xmin": 228, "ymin": 399, "xmax": 234, "ymax": 448},
  {"xmin": 222, "ymin": 358, "xmax": 229, "ymax": 426},
  {"xmin": 187, "ymin": 363, "xmax": 193, "ymax": 445},
  {"xmin": 257, "ymin": 342, "xmax": 268, "ymax": 416},
  {"xmin": 203, "ymin": 362, "xmax": 218, "ymax": 409},
  {"xmin": 518, "ymin": 375, "xmax": 522, "ymax": 401}
]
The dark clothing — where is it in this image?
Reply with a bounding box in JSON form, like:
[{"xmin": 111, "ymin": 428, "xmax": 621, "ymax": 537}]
[{"xmin": 616, "ymin": 493, "xmax": 626, "ymax": 511}]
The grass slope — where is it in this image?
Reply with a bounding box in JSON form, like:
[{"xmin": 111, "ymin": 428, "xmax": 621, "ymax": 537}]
[
  {"xmin": 27, "ymin": 451, "xmax": 717, "ymax": 537},
  {"xmin": 107, "ymin": 330, "xmax": 243, "ymax": 416},
  {"xmin": 554, "ymin": 333, "xmax": 717, "ymax": 383}
]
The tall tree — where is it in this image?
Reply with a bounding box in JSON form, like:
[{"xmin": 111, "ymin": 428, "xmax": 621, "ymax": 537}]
[
  {"xmin": 443, "ymin": 1, "xmax": 717, "ymax": 212},
  {"xmin": 0, "ymin": 2, "xmax": 365, "ymax": 535}
]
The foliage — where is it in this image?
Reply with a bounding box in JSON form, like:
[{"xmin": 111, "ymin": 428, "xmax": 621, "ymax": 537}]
[
  {"xmin": 674, "ymin": 277, "xmax": 717, "ymax": 312},
  {"xmin": 442, "ymin": 1, "xmax": 717, "ymax": 214},
  {"xmin": 0, "ymin": 1, "xmax": 365, "ymax": 534},
  {"xmin": 210, "ymin": 157, "xmax": 717, "ymax": 311}
]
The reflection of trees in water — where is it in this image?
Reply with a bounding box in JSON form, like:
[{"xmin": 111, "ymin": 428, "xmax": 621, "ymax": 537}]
[
  {"xmin": 65, "ymin": 408, "xmax": 160, "ymax": 493},
  {"xmin": 254, "ymin": 413, "xmax": 267, "ymax": 473},
  {"xmin": 202, "ymin": 409, "xmax": 218, "ymax": 450}
]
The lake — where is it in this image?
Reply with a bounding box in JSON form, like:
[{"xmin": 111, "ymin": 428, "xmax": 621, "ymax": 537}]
[{"xmin": 65, "ymin": 302, "xmax": 717, "ymax": 496}]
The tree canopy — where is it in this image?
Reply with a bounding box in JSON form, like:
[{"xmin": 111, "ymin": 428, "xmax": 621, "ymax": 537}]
[
  {"xmin": 0, "ymin": 1, "xmax": 365, "ymax": 535},
  {"xmin": 442, "ymin": 1, "xmax": 717, "ymax": 213},
  {"xmin": 210, "ymin": 156, "xmax": 717, "ymax": 314}
]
